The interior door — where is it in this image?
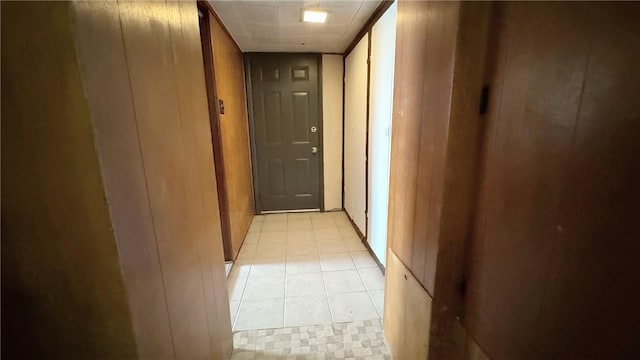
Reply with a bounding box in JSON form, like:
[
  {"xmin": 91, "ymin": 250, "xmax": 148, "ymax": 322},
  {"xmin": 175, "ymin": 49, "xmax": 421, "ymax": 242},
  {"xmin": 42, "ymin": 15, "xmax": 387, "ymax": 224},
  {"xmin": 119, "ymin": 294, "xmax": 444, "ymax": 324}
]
[{"xmin": 247, "ymin": 53, "xmax": 322, "ymax": 212}]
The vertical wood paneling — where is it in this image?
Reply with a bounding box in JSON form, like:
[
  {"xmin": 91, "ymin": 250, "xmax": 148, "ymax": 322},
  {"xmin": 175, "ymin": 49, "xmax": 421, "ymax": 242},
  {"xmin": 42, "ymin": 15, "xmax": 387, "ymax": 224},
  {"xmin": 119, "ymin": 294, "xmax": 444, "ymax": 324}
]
[
  {"xmin": 388, "ymin": 0, "xmax": 460, "ymax": 294},
  {"xmin": 1, "ymin": 2, "xmax": 136, "ymax": 358},
  {"xmin": 464, "ymin": 2, "xmax": 640, "ymax": 358},
  {"xmin": 73, "ymin": 1, "xmax": 174, "ymax": 357},
  {"xmin": 384, "ymin": 250, "xmax": 432, "ymax": 360},
  {"xmin": 208, "ymin": 14, "xmax": 255, "ymax": 259}
]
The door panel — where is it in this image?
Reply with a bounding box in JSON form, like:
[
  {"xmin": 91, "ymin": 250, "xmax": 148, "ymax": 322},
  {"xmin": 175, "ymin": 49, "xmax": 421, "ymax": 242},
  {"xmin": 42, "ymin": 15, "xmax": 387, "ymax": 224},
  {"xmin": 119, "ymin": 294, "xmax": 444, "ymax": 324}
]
[{"xmin": 248, "ymin": 53, "xmax": 321, "ymax": 211}]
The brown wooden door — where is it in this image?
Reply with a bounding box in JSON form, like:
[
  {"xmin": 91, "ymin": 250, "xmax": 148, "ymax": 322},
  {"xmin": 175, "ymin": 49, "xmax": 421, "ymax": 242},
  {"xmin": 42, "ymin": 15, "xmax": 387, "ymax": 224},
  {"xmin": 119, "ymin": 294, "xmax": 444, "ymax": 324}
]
[{"xmin": 247, "ymin": 53, "xmax": 322, "ymax": 212}]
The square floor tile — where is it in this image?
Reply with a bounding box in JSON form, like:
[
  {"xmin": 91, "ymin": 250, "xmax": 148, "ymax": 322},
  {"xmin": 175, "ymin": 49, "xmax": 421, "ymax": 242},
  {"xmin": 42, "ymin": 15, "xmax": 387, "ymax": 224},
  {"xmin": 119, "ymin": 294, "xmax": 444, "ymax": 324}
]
[
  {"xmin": 286, "ymin": 255, "xmax": 321, "ymax": 274},
  {"xmin": 286, "ymin": 272, "xmax": 326, "ymax": 297},
  {"xmin": 249, "ymin": 257, "xmax": 285, "ymax": 278},
  {"xmin": 286, "ymin": 230, "xmax": 315, "ymax": 242},
  {"xmin": 259, "ymin": 231, "xmax": 287, "ymax": 243},
  {"xmin": 328, "ymin": 292, "xmax": 379, "ymax": 322},
  {"xmin": 316, "ymin": 239, "xmax": 348, "ymax": 254},
  {"xmin": 287, "ymin": 219, "xmax": 312, "ymax": 230},
  {"xmin": 311, "ymin": 218, "xmax": 334, "ymax": 229},
  {"xmin": 369, "ymin": 290, "xmax": 384, "ymax": 317},
  {"xmin": 343, "ymin": 237, "xmax": 366, "ymax": 252},
  {"xmin": 323, "ymin": 269, "xmax": 365, "ymax": 294},
  {"xmin": 313, "ymin": 228, "xmax": 342, "ymax": 240},
  {"xmin": 243, "ymin": 232, "xmax": 259, "ymax": 245},
  {"xmin": 286, "ymin": 241, "xmax": 317, "ymax": 256},
  {"xmin": 358, "ymin": 267, "xmax": 385, "ymax": 290},
  {"xmin": 264, "ymin": 214, "xmax": 287, "ymax": 222},
  {"xmin": 318, "ymin": 252, "xmax": 355, "ymax": 271},
  {"xmin": 262, "ymin": 221, "xmax": 287, "ymax": 232},
  {"xmin": 338, "ymin": 226, "xmax": 359, "ymax": 238},
  {"xmin": 227, "ymin": 276, "xmax": 248, "ymax": 301},
  {"xmin": 247, "ymin": 222, "xmax": 262, "ymax": 233},
  {"xmin": 285, "ymin": 295, "xmax": 332, "ymax": 327},
  {"xmin": 255, "ymin": 242, "xmax": 286, "ymax": 258},
  {"xmin": 235, "ymin": 298, "xmax": 284, "ymax": 331},
  {"xmin": 288, "ymin": 212, "xmax": 311, "ymax": 220},
  {"xmin": 243, "ymin": 276, "xmax": 285, "ymax": 300},
  {"xmin": 252, "ymin": 215, "xmax": 265, "ymax": 223},
  {"xmin": 351, "ymin": 251, "xmax": 378, "ymax": 268},
  {"xmin": 237, "ymin": 244, "xmax": 256, "ymax": 259}
]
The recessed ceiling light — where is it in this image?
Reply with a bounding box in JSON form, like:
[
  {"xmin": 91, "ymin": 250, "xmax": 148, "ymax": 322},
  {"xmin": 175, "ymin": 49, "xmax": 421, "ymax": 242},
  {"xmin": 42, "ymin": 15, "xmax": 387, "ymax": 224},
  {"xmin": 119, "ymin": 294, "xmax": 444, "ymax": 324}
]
[{"xmin": 302, "ymin": 10, "xmax": 328, "ymax": 23}]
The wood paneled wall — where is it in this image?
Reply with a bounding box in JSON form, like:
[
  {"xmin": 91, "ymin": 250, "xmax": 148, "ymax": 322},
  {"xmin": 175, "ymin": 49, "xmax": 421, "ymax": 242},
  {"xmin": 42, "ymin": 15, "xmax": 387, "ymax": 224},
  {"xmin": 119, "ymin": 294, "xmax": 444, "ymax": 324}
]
[
  {"xmin": 206, "ymin": 11, "xmax": 255, "ymax": 260},
  {"xmin": 387, "ymin": 0, "xmax": 460, "ymax": 296},
  {"xmin": 1, "ymin": 2, "xmax": 137, "ymax": 358},
  {"xmin": 464, "ymin": 3, "xmax": 640, "ymax": 358},
  {"xmin": 386, "ymin": 2, "xmax": 492, "ymax": 358},
  {"xmin": 2, "ymin": 2, "xmax": 233, "ymax": 358}
]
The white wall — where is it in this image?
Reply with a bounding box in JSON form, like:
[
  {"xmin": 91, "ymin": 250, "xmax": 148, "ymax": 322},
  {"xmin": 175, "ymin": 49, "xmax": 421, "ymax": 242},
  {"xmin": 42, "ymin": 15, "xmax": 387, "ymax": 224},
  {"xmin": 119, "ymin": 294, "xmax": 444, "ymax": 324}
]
[
  {"xmin": 344, "ymin": 34, "xmax": 369, "ymax": 235},
  {"xmin": 367, "ymin": 2, "xmax": 397, "ymax": 266},
  {"xmin": 322, "ymin": 54, "xmax": 344, "ymax": 211}
]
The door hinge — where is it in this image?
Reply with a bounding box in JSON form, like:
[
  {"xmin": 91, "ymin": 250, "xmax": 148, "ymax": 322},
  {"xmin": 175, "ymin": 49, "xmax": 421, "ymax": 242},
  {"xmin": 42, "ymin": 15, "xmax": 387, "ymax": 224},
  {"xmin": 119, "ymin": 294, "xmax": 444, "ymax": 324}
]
[{"xmin": 479, "ymin": 85, "xmax": 490, "ymax": 115}]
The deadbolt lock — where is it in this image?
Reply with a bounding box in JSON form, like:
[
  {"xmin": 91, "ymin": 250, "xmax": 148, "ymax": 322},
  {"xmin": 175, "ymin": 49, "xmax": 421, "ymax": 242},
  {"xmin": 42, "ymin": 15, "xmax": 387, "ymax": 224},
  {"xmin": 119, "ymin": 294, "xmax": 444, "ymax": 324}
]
[
  {"xmin": 311, "ymin": 146, "xmax": 318, "ymax": 154},
  {"xmin": 310, "ymin": 126, "xmax": 317, "ymax": 133}
]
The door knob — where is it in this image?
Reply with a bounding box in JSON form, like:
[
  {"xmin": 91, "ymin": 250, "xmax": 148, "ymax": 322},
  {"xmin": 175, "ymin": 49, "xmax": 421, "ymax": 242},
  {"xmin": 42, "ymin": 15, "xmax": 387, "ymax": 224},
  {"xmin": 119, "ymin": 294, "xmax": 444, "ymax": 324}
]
[
  {"xmin": 310, "ymin": 126, "xmax": 317, "ymax": 133},
  {"xmin": 311, "ymin": 146, "xmax": 318, "ymax": 154}
]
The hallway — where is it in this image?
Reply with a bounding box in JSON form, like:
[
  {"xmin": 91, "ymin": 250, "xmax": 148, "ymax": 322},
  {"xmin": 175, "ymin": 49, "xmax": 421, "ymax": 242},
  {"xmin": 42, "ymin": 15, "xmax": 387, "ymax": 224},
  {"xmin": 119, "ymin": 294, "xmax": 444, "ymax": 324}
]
[{"xmin": 227, "ymin": 212, "xmax": 385, "ymax": 332}]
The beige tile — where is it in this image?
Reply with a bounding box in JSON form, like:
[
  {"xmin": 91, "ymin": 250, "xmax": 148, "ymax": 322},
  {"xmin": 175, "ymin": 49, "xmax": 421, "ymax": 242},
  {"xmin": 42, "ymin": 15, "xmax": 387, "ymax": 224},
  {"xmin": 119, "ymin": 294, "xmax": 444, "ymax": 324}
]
[
  {"xmin": 264, "ymin": 213, "xmax": 287, "ymax": 222},
  {"xmin": 286, "ymin": 272, "xmax": 326, "ymax": 297},
  {"xmin": 351, "ymin": 251, "xmax": 378, "ymax": 268},
  {"xmin": 311, "ymin": 218, "xmax": 334, "ymax": 229},
  {"xmin": 369, "ymin": 290, "xmax": 384, "ymax": 317},
  {"xmin": 235, "ymin": 298, "xmax": 284, "ymax": 331},
  {"xmin": 287, "ymin": 229, "xmax": 315, "ymax": 242},
  {"xmin": 262, "ymin": 221, "xmax": 288, "ymax": 232},
  {"xmin": 252, "ymin": 215, "xmax": 265, "ymax": 223},
  {"xmin": 286, "ymin": 241, "xmax": 317, "ymax": 256},
  {"xmin": 284, "ymin": 295, "xmax": 332, "ymax": 327},
  {"xmin": 259, "ymin": 231, "xmax": 287, "ymax": 243},
  {"xmin": 249, "ymin": 257, "xmax": 285, "ymax": 278},
  {"xmin": 313, "ymin": 228, "xmax": 341, "ymax": 240},
  {"xmin": 230, "ymin": 259, "xmax": 252, "ymax": 277},
  {"xmin": 309, "ymin": 212, "xmax": 333, "ymax": 220},
  {"xmin": 288, "ymin": 212, "xmax": 312, "ymax": 220},
  {"xmin": 243, "ymin": 232, "xmax": 260, "ymax": 245},
  {"xmin": 316, "ymin": 239, "xmax": 348, "ymax": 254},
  {"xmin": 244, "ymin": 275, "xmax": 285, "ymax": 300},
  {"xmin": 335, "ymin": 219, "xmax": 354, "ymax": 229},
  {"xmin": 237, "ymin": 244, "xmax": 257, "ymax": 259},
  {"xmin": 358, "ymin": 267, "xmax": 385, "ymax": 290},
  {"xmin": 227, "ymin": 275, "xmax": 248, "ymax": 301},
  {"xmin": 323, "ymin": 269, "xmax": 365, "ymax": 294},
  {"xmin": 338, "ymin": 226, "xmax": 359, "ymax": 238},
  {"xmin": 247, "ymin": 221, "xmax": 262, "ymax": 233},
  {"xmin": 229, "ymin": 300, "xmax": 240, "ymax": 324},
  {"xmin": 255, "ymin": 242, "xmax": 286, "ymax": 258},
  {"xmin": 287, "ymin": 219, "xmax": 312, "ymax": 230},
  {"xmin": 344, "ymin": 237, "xmax": 366, "ymax": 252},
  {"xmin": 328, "ymin": 292, "xmax": 379, "ymax": 322},
  {"xmin": 286, "ymin": 255, "xmax": 321, "ymax": 274},
  {"xmin": 319, "ymin": 252, "xmax": 355, "ymax": 271}
]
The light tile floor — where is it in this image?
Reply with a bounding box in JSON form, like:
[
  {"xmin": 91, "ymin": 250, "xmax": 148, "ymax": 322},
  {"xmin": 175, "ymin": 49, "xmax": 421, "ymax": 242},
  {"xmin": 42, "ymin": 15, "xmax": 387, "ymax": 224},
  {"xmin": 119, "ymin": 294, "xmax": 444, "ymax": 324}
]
[{"xmin": 227, "ymin": 211, "xmax": 385, "ymax": 332}]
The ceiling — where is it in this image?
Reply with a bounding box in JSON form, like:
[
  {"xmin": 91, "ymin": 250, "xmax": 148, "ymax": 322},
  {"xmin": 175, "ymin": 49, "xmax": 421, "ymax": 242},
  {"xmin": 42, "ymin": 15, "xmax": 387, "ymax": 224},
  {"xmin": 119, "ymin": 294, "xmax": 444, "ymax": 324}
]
[{"xmin": 208, "ymin": 0, "xmax": 382, "ymax": 53}]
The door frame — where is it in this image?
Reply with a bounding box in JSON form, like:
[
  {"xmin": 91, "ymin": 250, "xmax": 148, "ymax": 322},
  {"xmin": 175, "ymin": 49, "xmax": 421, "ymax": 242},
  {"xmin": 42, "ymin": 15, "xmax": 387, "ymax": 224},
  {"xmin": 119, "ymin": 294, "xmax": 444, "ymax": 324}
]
[
  {"xmin": 245, "ymin": 52, "xmax": 325, "ymax": 214},
  {"xmin": 198, "ymin": 2, "xmax": 233, "ymax": 260}
]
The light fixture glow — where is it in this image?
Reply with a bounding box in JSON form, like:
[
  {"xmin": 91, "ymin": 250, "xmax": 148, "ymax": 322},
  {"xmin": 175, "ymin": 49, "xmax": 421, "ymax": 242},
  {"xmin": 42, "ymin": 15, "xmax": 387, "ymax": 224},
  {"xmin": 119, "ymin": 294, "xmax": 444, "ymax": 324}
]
[{"xmin": 302, "ymin": 10, "xmax": 328, "ymax": 23}]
